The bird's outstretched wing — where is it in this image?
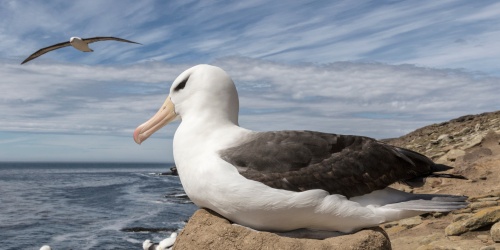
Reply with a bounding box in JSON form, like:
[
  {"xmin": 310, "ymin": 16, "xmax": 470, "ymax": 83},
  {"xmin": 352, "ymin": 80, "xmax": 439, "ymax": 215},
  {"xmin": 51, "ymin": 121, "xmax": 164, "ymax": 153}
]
[
  {"xmin": 21, "ymin": 41, "xmax": 71, "ymax": 64},
  {"xmin": 82, "ymin": 37, "xmax": 142, "ymax": 45},
  {"xmin": 219, "ymin": 130, "xmax": 464, "ymax": 198}
]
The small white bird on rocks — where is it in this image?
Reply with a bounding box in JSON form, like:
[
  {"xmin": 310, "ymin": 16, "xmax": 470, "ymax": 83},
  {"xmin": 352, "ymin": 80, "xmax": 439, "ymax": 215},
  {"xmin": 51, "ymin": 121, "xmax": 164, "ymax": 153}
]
[
  {"xmin": 143, "ymin": 232, "xmax": 177, "ymax": 250},
  {"xmin": 21, "ymin": 36, "xmax": 141, "ymax": 64},
  {"xmin": 158, "ymin": 232, "xmax": 177, "ymax": 249},
  {"xmin": 39, "ymin": 245, "xmax": 51, "ymax": 250},
  {"xmin": 142, "ymin": 239, "xmax": 156, "ymax": 250}
]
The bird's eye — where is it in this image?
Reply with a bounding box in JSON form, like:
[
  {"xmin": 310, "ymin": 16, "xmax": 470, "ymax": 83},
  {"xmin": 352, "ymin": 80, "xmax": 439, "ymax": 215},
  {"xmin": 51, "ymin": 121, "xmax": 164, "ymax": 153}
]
[{"xmin": 174, "ymin": 78, "xmax": 188, "ymax": 91}]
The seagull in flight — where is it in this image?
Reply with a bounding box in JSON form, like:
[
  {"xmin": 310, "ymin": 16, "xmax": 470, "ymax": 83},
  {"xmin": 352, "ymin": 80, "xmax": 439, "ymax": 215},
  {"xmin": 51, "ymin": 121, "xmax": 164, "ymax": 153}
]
[{"xmin": 21, "ymin": 36, "xmax": 141, "ymax": 64}]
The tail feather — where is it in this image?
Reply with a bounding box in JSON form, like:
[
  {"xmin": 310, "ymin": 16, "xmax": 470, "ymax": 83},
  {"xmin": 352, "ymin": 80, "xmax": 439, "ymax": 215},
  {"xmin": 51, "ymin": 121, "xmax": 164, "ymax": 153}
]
[
  {"xmin": 383, "ymin": 193, "xmax": 468, "ymax": 212},
  {"xmin": 357, "ymin": 188, "xmax": 468, "ymax": 223},
  {"xmin": 383, "ymin": 199, "xmax": 468, "ymax": 212}
]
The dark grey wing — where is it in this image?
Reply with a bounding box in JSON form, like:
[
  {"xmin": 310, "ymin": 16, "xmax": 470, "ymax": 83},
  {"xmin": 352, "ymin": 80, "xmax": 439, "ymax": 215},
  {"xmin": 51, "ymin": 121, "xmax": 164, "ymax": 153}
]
[
  {"xmin": 21, "ymin": 41, "xmax": 71, "ymax": 64},
  {"xmin": 219, "ymin": 130, "xmax": 460, "ymax": 198},
  {"xmin": 82, "ymin": 37, "xmax": 142, "ymax": 45}
]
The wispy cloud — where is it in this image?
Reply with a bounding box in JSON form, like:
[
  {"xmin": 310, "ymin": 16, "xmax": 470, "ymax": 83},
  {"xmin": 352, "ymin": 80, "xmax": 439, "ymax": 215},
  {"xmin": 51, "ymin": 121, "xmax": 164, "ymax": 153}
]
[
  {"xmin": 3, "ymin": 1, "xmax": 500, "ymax": 73},
  {"xmin": 2, "ymin": 57, "xmax": 498, "ymax": 138}
]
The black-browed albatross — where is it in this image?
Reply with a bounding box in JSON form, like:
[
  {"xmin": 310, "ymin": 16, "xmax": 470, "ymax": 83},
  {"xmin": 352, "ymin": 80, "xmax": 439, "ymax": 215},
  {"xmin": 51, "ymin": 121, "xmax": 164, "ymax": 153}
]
[
  {"xmin": 21, "ymin": 36, "xmax": 141, "ymax": 64},
  {"xmin": 133, "ymin": 64, "xmax": 467, "ymax": 233}
]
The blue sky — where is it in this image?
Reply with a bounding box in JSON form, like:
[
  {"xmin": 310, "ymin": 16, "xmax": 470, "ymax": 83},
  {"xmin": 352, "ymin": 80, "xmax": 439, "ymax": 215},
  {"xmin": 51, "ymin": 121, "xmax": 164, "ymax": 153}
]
[{"xmin": 1, "ymin": 0, "xmax": 500, "ymax": 162}]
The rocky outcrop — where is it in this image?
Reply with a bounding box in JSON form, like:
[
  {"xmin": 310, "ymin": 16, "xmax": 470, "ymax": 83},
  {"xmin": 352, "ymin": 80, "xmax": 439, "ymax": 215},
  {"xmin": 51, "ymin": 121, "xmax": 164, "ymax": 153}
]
[
  {"xmin": 385, "ymin": 110, "xmax": 500, "ymax": 249},
  {"xmin": 173, "ymin": 209, "xmax": 391, "ymax": 250},
  {"xmin": 386, "ymin": 111, "xmax": 500, "ymax": 158}
]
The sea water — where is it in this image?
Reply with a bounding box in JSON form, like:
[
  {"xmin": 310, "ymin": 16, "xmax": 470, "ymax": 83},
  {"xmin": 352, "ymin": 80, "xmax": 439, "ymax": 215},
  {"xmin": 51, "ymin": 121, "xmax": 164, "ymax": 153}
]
[{"xmin": 0, "ymin": 162, "xmax": 197, "ymax": 250}]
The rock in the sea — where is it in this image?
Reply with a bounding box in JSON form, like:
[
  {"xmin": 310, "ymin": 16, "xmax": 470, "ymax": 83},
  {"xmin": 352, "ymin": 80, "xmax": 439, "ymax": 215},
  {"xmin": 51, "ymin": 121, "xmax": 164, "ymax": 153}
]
[
  {"xmin": 445, "ymin": 206, "xmax": 500, "ymax": 236},
  {"xmin": 492, "ymin": 221, "xmax": 500, "ymax": 243},
  {"xmin": 173, "ymin": 209, "xmax": 391, "ymax": 250}
]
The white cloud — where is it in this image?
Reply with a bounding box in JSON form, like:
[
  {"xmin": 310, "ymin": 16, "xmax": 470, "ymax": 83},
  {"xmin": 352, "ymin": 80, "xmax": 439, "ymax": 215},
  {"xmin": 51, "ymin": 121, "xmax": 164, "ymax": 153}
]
[{"xmin": 1, "ymin": 57, "xmax": 498, "ymax": 141}]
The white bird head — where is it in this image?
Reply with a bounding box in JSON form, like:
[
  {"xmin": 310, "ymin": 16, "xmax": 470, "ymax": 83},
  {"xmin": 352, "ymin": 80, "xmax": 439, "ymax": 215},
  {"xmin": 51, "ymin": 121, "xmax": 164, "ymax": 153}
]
[
  {"xmin": 134, "ymin": 64, "xmax": 239, "ymax": 144},
  {"xmin": 69, "ymin": 37, "xmax": 81, "ymax": 43}
]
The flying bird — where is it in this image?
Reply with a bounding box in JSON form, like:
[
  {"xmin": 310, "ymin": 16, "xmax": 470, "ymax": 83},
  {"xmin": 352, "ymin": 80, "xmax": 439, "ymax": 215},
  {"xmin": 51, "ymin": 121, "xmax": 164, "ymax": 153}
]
[
  {"xmin": 134, "ymin": 65, "xmax": 467, "ymax": 233},
  {"xmin": 21, "ymin": 36, "xmax": 141, "ymax": 64}
]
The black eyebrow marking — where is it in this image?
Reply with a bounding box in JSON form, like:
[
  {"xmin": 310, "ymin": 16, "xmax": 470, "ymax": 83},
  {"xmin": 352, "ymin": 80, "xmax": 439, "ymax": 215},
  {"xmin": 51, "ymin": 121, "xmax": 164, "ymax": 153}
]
[{"xmin": 174, "ymin": 77, "xmax": 188, "ymax": 91}]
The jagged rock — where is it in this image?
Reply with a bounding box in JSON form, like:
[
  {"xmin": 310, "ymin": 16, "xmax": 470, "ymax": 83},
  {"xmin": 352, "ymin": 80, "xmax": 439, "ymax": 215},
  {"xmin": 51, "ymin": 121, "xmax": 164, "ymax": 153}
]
[
  {"xmin": 173, "ymin": 209, "xmax": 391, "ymax": 250},
  {"xmin": 492, "ymin": 222, "xmax": 500, "ymax": 243},
  {"xmin": 445, "ymin": 206, "xmax": 500, "ymax": 236}
]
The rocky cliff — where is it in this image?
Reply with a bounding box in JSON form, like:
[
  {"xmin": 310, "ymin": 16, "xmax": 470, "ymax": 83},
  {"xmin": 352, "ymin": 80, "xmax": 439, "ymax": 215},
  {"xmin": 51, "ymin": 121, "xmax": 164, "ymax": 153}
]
[{"xmin": 174, "ymin": 111, "xmax": 500, "ymax": 250}]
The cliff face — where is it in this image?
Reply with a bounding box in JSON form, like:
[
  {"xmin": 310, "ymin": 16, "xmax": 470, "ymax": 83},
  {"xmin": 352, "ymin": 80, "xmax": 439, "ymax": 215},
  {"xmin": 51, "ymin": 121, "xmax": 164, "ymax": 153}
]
[{"xmin": 174, "ymin": 111, "xmax": 500, "ymax": 250}]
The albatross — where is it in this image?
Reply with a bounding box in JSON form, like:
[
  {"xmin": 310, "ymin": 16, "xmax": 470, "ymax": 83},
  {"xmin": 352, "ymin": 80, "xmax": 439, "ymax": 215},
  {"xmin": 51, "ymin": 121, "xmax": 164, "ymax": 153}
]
[
  {"xmin": 21, "ymin": 36, "xmax": 141, "ymax": 64},
  {"xmin": 133, "ymin": 64, "xmax": 467, "ymax": 233}
]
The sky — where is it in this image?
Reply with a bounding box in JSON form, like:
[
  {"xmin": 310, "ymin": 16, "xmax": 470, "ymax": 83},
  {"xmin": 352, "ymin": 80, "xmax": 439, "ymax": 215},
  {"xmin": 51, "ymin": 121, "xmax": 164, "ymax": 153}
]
[{"xmin": 1, "ymin": 0, "xmax": 500, "ymax": 163}]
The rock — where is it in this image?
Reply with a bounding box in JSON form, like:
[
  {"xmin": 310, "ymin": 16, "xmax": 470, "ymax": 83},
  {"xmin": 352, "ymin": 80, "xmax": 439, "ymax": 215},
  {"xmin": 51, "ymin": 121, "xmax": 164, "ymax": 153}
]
[
  {"xmin": 469, "ymin": 193, "xmax": 500, "ymax": 202},
  {"xmin": 492, "ymin": 222, "xmax": 500, "ymax": 243},
  {"xmin": 480, "ymin": 244, "xmax": 500, "ymax": 250},
  {"xmin": 454, "ymin": 127, "xmax": 471, "ymax": 137},
  {"xmin": 173, "ymin": 209, "xmax": 392, "ymax": 250},
  {"xmin": 478, "ymin": 197, "xmax": 500, "ymax": 202},
  {"xmin": 461, "ymin": 133, "xmax": 484, "ymax": 150},
  {"xmin": 445, "ymin": 206, "xmax": 500, "ymax": 236},
  {"xmin": 431, "ymin": 152, "xmax": 446, "ymax": 159},
  {"xmin": 477, "ymin": 234, "xmax": 490, "ymax": 242},
  {"xmin": 475, "ymin": 123, "xmax": 481, "ymax": 132},
  {"xmin": 471, "ymin": 201, "xmax": 499, "ymax": 210},
  {"xmin": 418, "ymin": 233, "xmax": 443, "ymax": 245},
  {"xmin": 399, "ymin": 216, "xmax": 423, "ymax": 229},
  {"xmin": 438, "ymin": 134, "xmax": 453, "ymax": 143},
  {"xmin": 437, "ymin": 149, "xmax": 465, "ymax": 163},
  {"xmin": 417, "ymin": 239, "xmax": 487, "ymax": 250},
  {"xmin": 453, "ymin": 213, "xmax": 472, "ymax": 222}
]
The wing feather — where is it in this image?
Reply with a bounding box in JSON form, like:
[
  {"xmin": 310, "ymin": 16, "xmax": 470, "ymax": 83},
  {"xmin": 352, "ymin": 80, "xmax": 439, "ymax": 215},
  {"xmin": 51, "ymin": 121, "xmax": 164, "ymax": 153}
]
[
  {"xmin": 21, "ymin": 41, "xmax": 71, "ymax": 64},
  {"xmin": 219, "ymin": 131, "xmax": 460, "ymax": 198},
  {"xmin": 82, "ymin": 37, "xmax": 141, "ymax": 45}
]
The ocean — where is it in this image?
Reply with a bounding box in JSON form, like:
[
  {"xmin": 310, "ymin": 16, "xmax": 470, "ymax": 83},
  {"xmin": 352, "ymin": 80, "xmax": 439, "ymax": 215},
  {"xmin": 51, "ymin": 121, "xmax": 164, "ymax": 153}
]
[{"xmin": 0, "ymin": 162, "xmax": 197, "ymax": 250}]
